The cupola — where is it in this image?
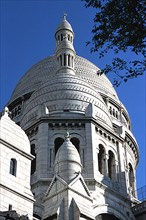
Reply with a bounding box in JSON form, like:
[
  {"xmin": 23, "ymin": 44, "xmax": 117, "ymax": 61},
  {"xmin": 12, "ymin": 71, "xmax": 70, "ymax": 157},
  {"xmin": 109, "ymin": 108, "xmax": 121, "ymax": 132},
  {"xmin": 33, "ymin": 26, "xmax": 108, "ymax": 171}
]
[{"xmin": 55, "ymin": 14, "xmax": 76, "ymax": 74}]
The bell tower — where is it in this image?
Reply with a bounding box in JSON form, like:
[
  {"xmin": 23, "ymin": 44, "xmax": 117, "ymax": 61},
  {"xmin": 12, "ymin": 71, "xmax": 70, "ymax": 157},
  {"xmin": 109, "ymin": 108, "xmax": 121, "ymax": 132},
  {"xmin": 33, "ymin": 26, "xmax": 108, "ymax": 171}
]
[{"xmin": 55, "ymin": 14, "xmax": 76, "ymax": 74}]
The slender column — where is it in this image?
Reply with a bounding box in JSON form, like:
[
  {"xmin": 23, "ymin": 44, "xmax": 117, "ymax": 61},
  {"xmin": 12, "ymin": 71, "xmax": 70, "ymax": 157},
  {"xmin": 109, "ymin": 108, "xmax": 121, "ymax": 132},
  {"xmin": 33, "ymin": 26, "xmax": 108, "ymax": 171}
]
[
  {"xmin": 114, "ymin": 160, "xmax": 119, "ymax": 181},
  {"xmin": 104, "ymin": 153, "xmax": 109, "ymax": 177},
  {"xmin": 96, "ymin": 147, "xmax": 99, "ymax": 173}
]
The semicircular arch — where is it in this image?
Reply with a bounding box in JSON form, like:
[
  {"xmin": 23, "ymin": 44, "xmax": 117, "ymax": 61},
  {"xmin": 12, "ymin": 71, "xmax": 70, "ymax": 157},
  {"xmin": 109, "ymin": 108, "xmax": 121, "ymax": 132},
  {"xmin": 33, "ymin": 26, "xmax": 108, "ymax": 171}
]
[{"xmin": 93, "ymin": 204, "xmax": 129, "ymax": 220}]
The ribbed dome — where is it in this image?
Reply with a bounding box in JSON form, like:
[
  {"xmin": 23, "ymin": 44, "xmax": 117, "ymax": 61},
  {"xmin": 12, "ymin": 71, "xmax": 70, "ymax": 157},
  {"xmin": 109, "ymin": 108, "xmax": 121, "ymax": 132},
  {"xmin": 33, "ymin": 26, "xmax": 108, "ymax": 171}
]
[
  {"xmin": 54, "ymin": 132, "xmax": 82, "ymax": 183},
  {"xmin": 8, "ymin": 56, "xmax": 119, "ymax": 105},
  {"xmin": 7, "ymin": 16, "xmax": 130, "ymax": 131},
  {"xmin": 20, "ymin": 73, "xmax": 113, "ymax": 129}
]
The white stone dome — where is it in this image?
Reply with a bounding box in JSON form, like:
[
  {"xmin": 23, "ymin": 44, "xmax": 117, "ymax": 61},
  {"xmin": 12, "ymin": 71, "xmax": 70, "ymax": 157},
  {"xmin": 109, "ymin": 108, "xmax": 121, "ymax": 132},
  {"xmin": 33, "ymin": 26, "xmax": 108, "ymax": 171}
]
[
  {"xmin": 20, "ymin": 73, "xmax": 113, "ymax": 129},
  {"xmin": 8, "ymin": 55, "xmax": 118, "ymax": 105},
  {"xmin": 7, "ymin": 15, "xmax": 130, "ymax": 131},
  {"xmin": 0, "ymin": 107, "xmax": 30, "ymax": 154},
  {"xmin": 54, "ymin": 132, "xmax": 82, "ymax": 183}
]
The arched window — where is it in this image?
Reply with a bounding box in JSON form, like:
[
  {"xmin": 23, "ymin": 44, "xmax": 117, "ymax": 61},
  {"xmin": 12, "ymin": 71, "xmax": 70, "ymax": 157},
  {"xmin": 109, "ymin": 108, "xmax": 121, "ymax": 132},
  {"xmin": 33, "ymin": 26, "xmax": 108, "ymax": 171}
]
[
  {"xmin": 10, "ymin": 158, "xmax": 17, "ymax": 176},
  {"xmin": 129, "ymin": 163, "xmax": 135, "ymax": 196},
  {"xmin": 31, "ymin": 144, "xmax": 36, "ymax": 175},
  {"xmin": 98, "ymin": 144, "xmax": 105, "ymax": 175},
  {"xmin": 108, "ymin": 150, "xmax": 115, "ymax": 179},
  {"xmin": 54, "ymin": 137, "xmax": 64, "ymax": 156},
  {"xmin": 70, "ymin": 137, "xmax": 80, "ymax": 153}
]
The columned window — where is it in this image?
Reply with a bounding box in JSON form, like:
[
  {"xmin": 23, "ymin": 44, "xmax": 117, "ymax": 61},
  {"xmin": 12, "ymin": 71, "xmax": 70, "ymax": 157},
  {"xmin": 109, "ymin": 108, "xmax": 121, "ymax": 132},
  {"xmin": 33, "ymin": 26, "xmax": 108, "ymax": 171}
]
[{"xmin": 10, "ymin": 158, "xmax": 17, "ymax": 176}]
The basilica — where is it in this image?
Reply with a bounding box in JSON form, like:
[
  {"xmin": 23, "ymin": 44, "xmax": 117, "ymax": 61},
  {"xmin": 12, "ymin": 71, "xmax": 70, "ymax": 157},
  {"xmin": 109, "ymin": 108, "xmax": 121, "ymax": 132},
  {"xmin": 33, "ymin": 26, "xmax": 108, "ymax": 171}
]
[{"xmin": 0, "ymin": 15, "xmax": 145, "ymax": 220}]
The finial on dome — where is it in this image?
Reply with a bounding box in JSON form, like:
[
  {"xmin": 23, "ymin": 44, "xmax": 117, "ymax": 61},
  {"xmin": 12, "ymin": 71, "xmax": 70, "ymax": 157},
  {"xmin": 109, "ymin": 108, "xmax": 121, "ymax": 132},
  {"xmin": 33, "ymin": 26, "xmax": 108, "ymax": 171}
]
[
  {"xmin": 65, "ymin": 131, "xmax": 70, "ymax": 141},
  {"xmin": 63, "ymin": 13, "xmax": 67, "ymax": 20},
  {"xmin": 3, "ymin": 107, "xmax": 10, "ymax": 117}
]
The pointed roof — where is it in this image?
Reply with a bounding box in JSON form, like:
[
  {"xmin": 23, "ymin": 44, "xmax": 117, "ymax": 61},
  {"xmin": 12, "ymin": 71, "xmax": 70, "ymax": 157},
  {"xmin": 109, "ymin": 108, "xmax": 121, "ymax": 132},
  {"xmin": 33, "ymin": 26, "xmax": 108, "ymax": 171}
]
[
  {"xmin": 56, "ymin": 13, "xmax": 73, "ymax": 33},
  {"xmin": 54, "ymin": 132, "xmax": 82, "ymax": 183},
  {"xmin": 0, "ymin": 107, "xmax": 31, "ymax": 154}
]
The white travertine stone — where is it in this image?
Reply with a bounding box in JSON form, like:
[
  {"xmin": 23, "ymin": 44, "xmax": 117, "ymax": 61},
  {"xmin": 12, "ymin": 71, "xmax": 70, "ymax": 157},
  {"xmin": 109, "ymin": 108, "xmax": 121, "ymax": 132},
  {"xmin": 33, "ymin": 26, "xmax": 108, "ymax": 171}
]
[
  {"xmin": 2, "ymin": 15, "xmax": 140, "ymax": 220},
  {"xmin": 0, "ymin": 107, "xmax": 34, "ymax": 219}
]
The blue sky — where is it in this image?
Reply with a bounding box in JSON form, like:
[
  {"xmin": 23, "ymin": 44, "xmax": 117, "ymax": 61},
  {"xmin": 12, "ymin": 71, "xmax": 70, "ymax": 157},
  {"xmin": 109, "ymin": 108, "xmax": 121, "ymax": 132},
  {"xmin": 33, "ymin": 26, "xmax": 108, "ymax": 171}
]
[{"xmin": 1, "ymin": 0, "xmax": 145, "ymax": 189}]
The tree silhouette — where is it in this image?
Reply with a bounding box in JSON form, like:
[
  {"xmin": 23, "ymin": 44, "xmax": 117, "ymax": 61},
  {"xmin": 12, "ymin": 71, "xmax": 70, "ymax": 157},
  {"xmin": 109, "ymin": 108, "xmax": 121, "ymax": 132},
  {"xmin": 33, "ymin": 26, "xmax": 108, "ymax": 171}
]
[{"xmin": 82, "ymin": 0, "xmax": 146, "ymax": 86}]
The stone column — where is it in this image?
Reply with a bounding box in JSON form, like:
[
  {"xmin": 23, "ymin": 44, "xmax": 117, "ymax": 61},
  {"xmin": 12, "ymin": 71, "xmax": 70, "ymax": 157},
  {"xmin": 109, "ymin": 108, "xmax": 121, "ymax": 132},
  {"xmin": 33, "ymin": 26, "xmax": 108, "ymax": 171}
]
[
  {"xmin": 104, "ymin": 153, "xmax": 109, "ymax": 177},
  {"xmin": 37, "ymin": 122, "xmax": 49, "ymax": 179},
  {"xmin": 96, "ymin": 147, "xmax": 99, "ymax": 173},
  {"xmin": 114, "ymin": 159, "xmax": 119, "ymax": 181},
  {"xmin": 85, "ymin": 122, "xmax": 97, "ymax": 178}
]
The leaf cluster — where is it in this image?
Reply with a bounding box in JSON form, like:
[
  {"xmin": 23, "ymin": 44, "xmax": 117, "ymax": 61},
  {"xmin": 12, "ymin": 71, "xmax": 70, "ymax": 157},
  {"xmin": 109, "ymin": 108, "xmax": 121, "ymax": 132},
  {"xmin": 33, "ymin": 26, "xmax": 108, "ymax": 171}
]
[{"xmin": 82, "ymin": 0, "xmax": 146, "ymax": 85}]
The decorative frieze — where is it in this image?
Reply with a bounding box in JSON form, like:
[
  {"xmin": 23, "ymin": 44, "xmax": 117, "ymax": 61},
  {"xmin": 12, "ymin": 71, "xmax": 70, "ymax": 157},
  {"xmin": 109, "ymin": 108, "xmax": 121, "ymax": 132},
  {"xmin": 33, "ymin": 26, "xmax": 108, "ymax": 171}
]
[
  {"xmin": 49, "ymin": 122, "xmax": 85, "ymax": 129},
  {"xmin": 125, "ymin": 135, "xmax": 138, "ymax": 160},
  {"xmin": 26, "ymin": 126, "xmax": 39, "ymax": 138},
  {"xmin": 95, "ymin": 126, "xmax": 118, "ymax": 146}
]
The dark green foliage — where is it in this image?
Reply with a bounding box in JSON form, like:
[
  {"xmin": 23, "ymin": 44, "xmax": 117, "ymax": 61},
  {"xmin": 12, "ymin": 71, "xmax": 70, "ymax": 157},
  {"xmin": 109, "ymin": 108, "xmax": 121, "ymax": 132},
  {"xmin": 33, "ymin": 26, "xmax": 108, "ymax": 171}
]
[{"xmin": 82, "ymin": 0, "xmax": 146, "ymax": 86}]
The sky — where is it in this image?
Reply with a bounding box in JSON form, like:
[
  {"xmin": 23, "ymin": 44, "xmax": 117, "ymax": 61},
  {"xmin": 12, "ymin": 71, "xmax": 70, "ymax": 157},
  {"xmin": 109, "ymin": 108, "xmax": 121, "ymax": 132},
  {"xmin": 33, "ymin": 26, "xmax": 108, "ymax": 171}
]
[{"xmin": 1, "ymin": 0, "xmax": 146, "ymax": 190}]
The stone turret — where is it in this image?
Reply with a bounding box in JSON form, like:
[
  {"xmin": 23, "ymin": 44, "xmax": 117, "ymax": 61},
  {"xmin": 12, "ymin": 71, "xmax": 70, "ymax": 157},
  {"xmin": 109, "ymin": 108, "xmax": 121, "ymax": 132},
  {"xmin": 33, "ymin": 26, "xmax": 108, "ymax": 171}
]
[
  {"xmin": 43, "ymin": 132, "xmax": 94, "ymax": 220},
  {"xmin": 54, "ymin": 132, "xmax": 82, "ymax": 183},
  {"xmin": 55, "ymin": 14, "xmax": 76, "ymax": 74}
]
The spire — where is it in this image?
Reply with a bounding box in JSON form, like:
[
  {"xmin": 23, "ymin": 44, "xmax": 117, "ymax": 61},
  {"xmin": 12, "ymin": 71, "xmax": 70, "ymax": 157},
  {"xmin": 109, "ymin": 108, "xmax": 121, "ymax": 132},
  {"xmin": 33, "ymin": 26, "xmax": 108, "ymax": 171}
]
[
  {"xmin": 55, "ymin": 15, "xmax": 76, "ymax": 75},
  {"xmin": 54, "ymin": 132, "xmax": 82, "ymax": 183}
]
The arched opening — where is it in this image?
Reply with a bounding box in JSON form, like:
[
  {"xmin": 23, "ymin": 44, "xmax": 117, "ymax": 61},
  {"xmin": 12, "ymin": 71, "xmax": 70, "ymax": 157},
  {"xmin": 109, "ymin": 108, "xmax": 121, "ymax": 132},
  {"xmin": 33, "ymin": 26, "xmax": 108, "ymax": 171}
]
[
  {"xmin": 68, "ymin": 54, "xmax": 70, "ymax": 66},
  {"xmin": 113, "ymin": 108, "xmax": 115, "ymax": 117},
  {"xmin": 61, "ymin": 34, "xmax": 63, "ymax": 41},
  {"xmin": 57, "ymin": 35, "xmax": 60, "ymax": 45},
  {"xmin": 129, "ymin": 163, "xmax": 135, "ymax": 196},
  {"xmin": 109, "ymin": 106, "xmax": 112, "ymax": 115},
  {"xmin": 10, "ymin": 158, "xmax": 17, "ymax": 176},
  {"xmin": 116, "ymin": 111, "xmax": 118, "ymax": 119},
  {"xmin": 31, "ymin": 144, "xmax": 36, "ymax": 175},
  {"xmin": 71, "ymin": 56, "xmax": 74, "ymax": 68},
  {"xmin": 108, "ymin": 150, "xmax": 115, "ymax": 179},
  {"xmin": 64, "ymin": 54, "xmax": 66, "ymax": 66},
  {"xmin": 98, "ymin": 144, "xmax": 105, "ymax": 175},
  {"xmin": 96, "ymin": 213, "xmax": 120, "ymax": 220},
  {"xmin": 70, "ymin": 137, "xmax": 80, "ymax": 153},
  {"xmin": 60, "ymin": 55, "xmax": 62, "ymax": 66},
  {"xmin": 54, "ymin": 137, "xmax": 64, "ymax": 156}
]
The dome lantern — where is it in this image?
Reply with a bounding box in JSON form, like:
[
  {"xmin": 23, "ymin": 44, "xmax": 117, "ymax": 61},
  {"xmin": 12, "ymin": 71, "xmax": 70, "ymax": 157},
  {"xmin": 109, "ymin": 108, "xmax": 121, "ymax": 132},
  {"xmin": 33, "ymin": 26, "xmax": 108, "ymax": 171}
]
[{"xmin": 55, "ymin": 14, "xmax": 76, "ymax": 75}]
